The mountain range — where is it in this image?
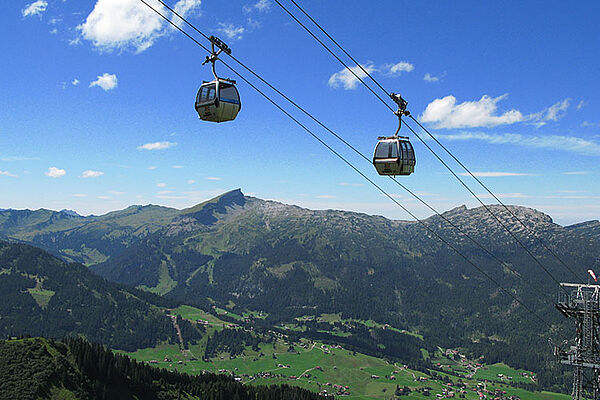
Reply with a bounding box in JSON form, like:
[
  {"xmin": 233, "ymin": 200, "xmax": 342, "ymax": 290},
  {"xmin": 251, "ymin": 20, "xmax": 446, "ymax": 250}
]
[{"xmin": 1, "ymin": 189, "xmax": 598, "ymax": 377}]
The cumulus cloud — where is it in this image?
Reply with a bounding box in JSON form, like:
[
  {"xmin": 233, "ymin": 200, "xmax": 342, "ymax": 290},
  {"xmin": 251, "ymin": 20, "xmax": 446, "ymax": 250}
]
[
  {"xmin": 45, "ymin": 167, "xmax": 66, "ymax": 178},
  {"xmin": 217, "ymin": 22, "xmax": 244, "ymax": 40},
  {"xmin": 22, "ymin": 1, "xmax": 48, "ymax": 17},
  {"xmin": 438, "ymin": 131, "xmax": 600, "ymax": 156},
  {"xmin": 72, "ymin": 79, "xmax": 80, "ymax": 86},
  {"xmin": 89, "ymin": 73, "xmax": 118, "ymax": 91},
  {"xmin": 328, "ymin": 63, "xmax": 376, "ymax": 90},
  {"xmin": 80, "ymin": 170, "xmax": 104, "ymax": 178},
  {"xmin": 328, "ymin": 61, "xmax": 414, "ymax": 90},
  {"xmin": 420, "ymin": 94, "xmax": 524, "ymax": 129},
  {"xmin": 0, "ymin": 170, "xmax": 17, "ymax": 177},
  {"xmin": 384, "ymin": 61, "xmax": 414, "ymax": 76},
  {"xmin": 78, "ymin": 0, "xmax": 201, "ymax": 53},
  {"xmin": 577, "ymin": 100, "xmax": 585, "ymax": 111},
  {"xmin": 137, "ymin": 141, "xmax": 177, "ymax": 150},
  {"xmin": 424, "ymin": 73, "xmax": 440, "ymax": 82}
]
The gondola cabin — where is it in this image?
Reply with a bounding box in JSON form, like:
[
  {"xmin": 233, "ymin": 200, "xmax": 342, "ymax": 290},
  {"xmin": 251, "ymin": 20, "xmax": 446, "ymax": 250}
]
[
  {"xmin": 373, "ymin": 136, "xmax": 415, "ymax": 176},
  {"xmin": 195, "ymin": 79, "xmax": 241, "ymax": 123}
]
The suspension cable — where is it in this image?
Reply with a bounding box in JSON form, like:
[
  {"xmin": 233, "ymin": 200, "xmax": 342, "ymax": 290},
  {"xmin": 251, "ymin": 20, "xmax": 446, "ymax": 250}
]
[
  {"xmin": 274, "ymin": 0, "xmax": 580, "ymax": 286},
  {"xmin": 137, "ymin": 0, "xmax": 557, "ymax": 328},
  {"xmin": 408, "ymin": 114, "xmax": 586, "ymax": 283},
  {"xmin": 154, "ymin": 0, "xmax": 563, "ymax": 299}
]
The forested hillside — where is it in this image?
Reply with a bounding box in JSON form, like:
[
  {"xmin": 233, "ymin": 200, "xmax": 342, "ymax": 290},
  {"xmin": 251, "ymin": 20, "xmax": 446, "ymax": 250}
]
[
  {"xmin": 0, "ymin": 337, "xmax": 324, "ymax": 400},
  {"xmin": 0, "ymin": 241, "xmax": 203, "ymax": 350}
]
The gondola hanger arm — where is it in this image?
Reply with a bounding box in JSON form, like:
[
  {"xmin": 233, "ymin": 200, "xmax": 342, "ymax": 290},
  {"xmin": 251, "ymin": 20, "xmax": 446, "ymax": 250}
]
[{"xmin": 390, "ymin": 93, "xmax": 410, "ymax": 136}]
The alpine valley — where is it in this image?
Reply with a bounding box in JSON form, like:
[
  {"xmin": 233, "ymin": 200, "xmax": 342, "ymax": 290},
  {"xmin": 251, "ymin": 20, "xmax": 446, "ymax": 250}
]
[{"xmin": 1, "ymin": 189, "xmax": 599, "ymax": 398}]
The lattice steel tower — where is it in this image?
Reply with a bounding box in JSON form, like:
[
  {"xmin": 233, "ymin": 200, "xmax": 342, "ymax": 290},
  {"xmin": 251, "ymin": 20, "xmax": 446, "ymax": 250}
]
[{"xmin": 555, "ymin": 283, "xmax": 600, "ymax": 399}]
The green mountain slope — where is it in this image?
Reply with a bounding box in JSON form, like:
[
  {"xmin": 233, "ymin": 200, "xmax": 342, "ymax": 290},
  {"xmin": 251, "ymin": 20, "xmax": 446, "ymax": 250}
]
[{"xmin": 0, "ymin": 241, "xmax": 194, "ymax": 351}]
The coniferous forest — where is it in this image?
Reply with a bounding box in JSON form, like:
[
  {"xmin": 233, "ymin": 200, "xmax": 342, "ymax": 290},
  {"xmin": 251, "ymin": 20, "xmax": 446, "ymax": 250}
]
[{"xmin": 0, "ymin": 337, "xmax": 325, "ymax": 400}]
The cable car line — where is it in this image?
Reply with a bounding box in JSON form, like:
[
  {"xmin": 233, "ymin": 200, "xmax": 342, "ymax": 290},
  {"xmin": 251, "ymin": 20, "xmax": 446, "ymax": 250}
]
[
  {"xmin": 273, "ymin": 0, "xmax": 579, "ymax": 287},
  {"xmin": 137, "ymin": 0, "xmax": 556, "ymax": 329},
  {"xmin": 149, "ymin": 0, "xmax": 561, "ymax": 299},
  {"xmin": 403, "ymin": 123, "xmax": 568, "ymax": 293},
  {"xmin": 285, "ymin": 0, "xmax": 391, "ymax": 102},
  {"xmin": 408, "ymin": 115, "xmax": 586, "ymax": 283},
  {"xmin": 272, "ymin": 0, "xmax": 397, "ymax": 114}
]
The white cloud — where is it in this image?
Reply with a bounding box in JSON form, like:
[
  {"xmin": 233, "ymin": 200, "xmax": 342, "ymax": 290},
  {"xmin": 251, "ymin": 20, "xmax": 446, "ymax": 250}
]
[
  {"xmin": 528, "ymin": 98, "xmax": 570, "ymax": 127},
  {"xmin": 206, "ymin": 177, "xmax": 222, "ymax": 181},
  {"xmin": 89, "ymin": 73, "xmax": 118, "ymax": 91},
  {"xmin": 562, "ymin": 171, "xmax": 591, "ymax": 175},
  {"xmin": 254, "ymin": 0, "xmax": 271, "ymax": 11},
  {"xmin": 438, "ymin": 131, "xmax": 600, "ymax": 156},
  {"xmin": 72, "ymin": 79, "xmax": 80, "ymax": 86},
  {"xmin": 137, "ymin": 141, "xmax": 177, "ymax": 150},
  {"xmin": 77, "ymin": 0, "xmax": 201, "ymax": 52},
  {"xmin": 78, "ymin": 0, "xmax": 165, "ymax": 52},
  {"xmin": 244, "ymin": 0, "xmax": 270, "ymax": 13},
  {"xmin": 187, "ymin": 179, "xmax": 196, "ymax": 184},
  {"xmin": 577, "ymin": 100, "xmax": 585, "ymax": 111},
  {"xmin": 384, "ymin": 61, "xmax": 414, "ymax": 76},
  {"xmin": 172, "ymin": 165, "xmax": 183, "ymax": 169},
  {"xmin": 316, "ymin": 195, "xmax": 336, "ymax": 199},
  {"xmin": 217, "ymin": 22, "xmax": 244, "ymax": 40},
  {"xmin": 108, "ymin": 191, "xmax": 125, "ymax": 195},
  {"xmin": 0, "ymin": 170, "xmax": 17, "ymax": 177},
  {"xmin": 328, "ymin": 63, "xmax": 376, "ymax": 90},
  {"xmin": 157, "ymin": 182, "xmax": 167, "ymax": 187},
  {"xmin": 72, "ymin": 193, "xmax": 88, "ymax": 198},
  {"xmin": 45, "ymin": 167, "xmax": 66, "ymax": 178},
  {"xmin": 420, "ymin": 94, "xmax": 524, "ymax": 129},
  {"xmin": 80, "ymin": 170, "xmax": 104, "ymax": 178},
  {"xmin": 22, "ymin": 1, "xmax": 48, "ymax": 17},
  {"xmin": 147, "ymin": 166, "xmax": 158, "ymax": 170},
  {"xmin": 459, "ymin": 171, "xmax": 534, "ymax": 177},
  {"xmin": 172, "ymin": 0, "xmax": 202, "ymax": 20},
  {"xmin": 424, "ymin": 73, "xmax": 440, "ymax": 82}
]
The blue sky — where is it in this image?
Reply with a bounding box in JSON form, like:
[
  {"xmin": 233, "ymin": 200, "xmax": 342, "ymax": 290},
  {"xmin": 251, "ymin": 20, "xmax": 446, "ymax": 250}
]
[{"xmin": 1, "ymin": 0, "xmax": 599, "ymax": 225}]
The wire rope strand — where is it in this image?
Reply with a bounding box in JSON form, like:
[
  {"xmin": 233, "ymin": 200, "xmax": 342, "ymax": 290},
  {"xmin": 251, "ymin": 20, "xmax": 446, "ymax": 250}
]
[
  {"xmin": 138, "ymin": 0, "xmax": 556, "ymax": 330},
  {"xmin": 275, "ymin": 0, "xmax": 580, "ymax": 286}
]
